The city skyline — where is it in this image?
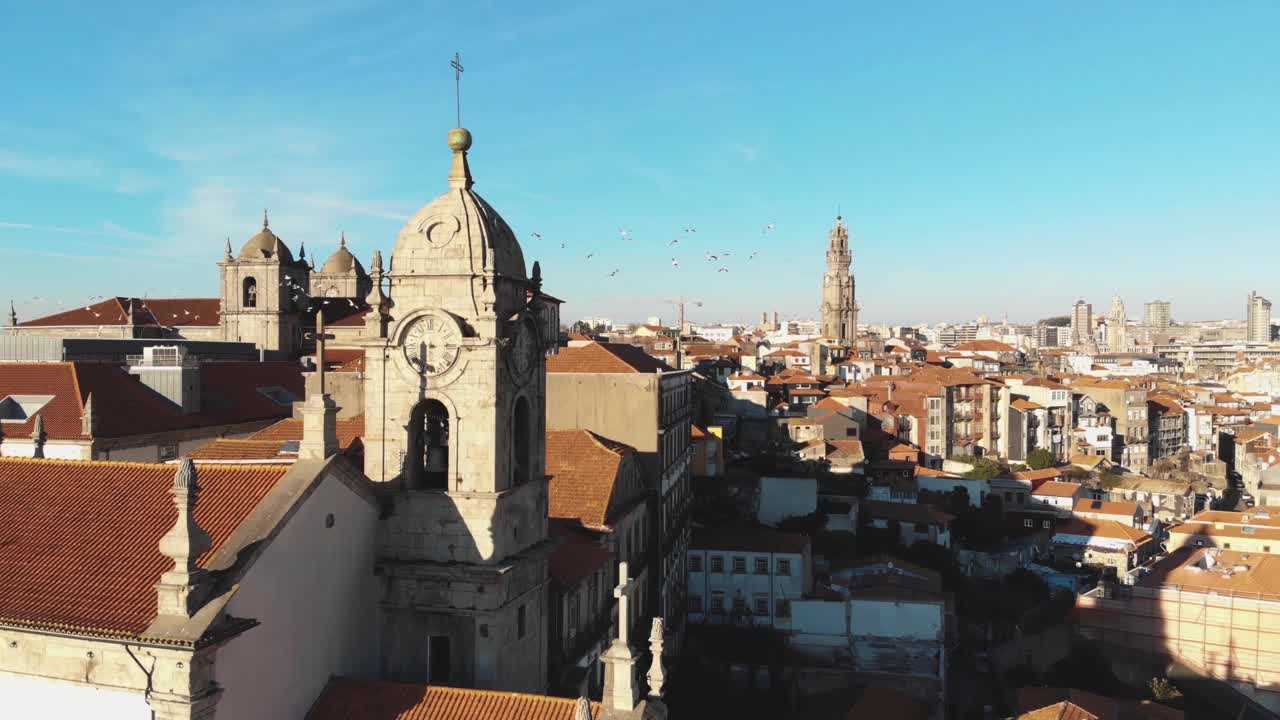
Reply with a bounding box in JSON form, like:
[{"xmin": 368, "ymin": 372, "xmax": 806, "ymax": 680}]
[{"xmin": 2, "ymin": 2, "xmax": 1278, "ymax": 324}]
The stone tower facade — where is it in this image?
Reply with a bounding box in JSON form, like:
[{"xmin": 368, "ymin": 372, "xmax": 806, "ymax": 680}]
[
  {"xmin": 820, "ymin": 216, "xmax": 858, "ymax": 345},
  {"xmin": 363, "ymin": 127, "xmax": 553, "ymax": 693},
  {"xmin": 218, "ymin": 213, "xmax": 309, "ymax": 354},
  {"xmin": 310, "ymin": 234, "xmax": 372, "ymax": 299},
  {"xmin": 1106, "ymin": 295, "xmax": 1128, "ymax": 352}
]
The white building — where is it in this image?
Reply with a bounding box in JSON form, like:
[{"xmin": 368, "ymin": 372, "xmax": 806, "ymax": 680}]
[
  {"xmin": 686, "ymin": 527, "xmax": 811, "ymax": 630},
  {"xmin": 757, "ymin": 476, "xmax": 818, "ymax": 527}
]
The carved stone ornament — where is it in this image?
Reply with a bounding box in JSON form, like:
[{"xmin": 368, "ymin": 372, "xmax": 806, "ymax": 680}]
[{"xmin": 416, "ymin": 214, "xmax": 461, "ymax": 248}]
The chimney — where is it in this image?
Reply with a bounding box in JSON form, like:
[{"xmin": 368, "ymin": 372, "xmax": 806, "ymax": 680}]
[
  {"xmin": 155, "ymin": 459, "xmax": 213, "ymax": 618},
  {"xmin": 298, "ymin": 393, "xmax": 339, "ymax": 461},
  {"xmin": 30, "ymin": 414, "xmax": 46, "ymax": 458},
  {"xmin": 128, "ymin": 346, "xmax": 201, "ymax": 414}
]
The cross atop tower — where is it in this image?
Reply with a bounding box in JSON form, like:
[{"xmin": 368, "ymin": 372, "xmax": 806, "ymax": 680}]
[
  {"xmin": 613, "ymin": 561, "xmax": 639, "ymax": 646},
  {"xmin": 306, "ymin": 312, "xmax": 336, "ymax": 395},
  {"xmin": 450, "ymin": 52, "xmax": 464, "ymax": 127}
]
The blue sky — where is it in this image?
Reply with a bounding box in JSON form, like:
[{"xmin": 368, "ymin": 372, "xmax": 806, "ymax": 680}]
[{"xmin": 2, "ymin": 1, "xmax": 1277, "ymax": 326}]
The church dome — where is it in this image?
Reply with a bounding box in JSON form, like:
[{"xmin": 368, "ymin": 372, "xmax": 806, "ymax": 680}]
[
  {"xmin": 238, "ymin": 211, "xmax": 294, "ymax": 263},
  {"xmin": 320, "ymin": 234, "xmax": 367, "ymax": 276},
  {"xmin": 391, "ymin": 129, "xmax": 527, "ymax": 281}
]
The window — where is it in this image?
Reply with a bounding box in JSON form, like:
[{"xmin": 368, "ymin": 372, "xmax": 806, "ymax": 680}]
[
  {"xmin": 517, "ymin": 605, "xmax": 527, "ymax": 639},
  {"xmin": 1043, "ymin": 520, "xmax": 1052, "ymax": 529},
  {"xmin": 243, "ymin": 277, "xmax": 257, "ymax": 307},
  {"xmin": 754, "ymin": 558, "xmax": 768, "ymax": 575},
  {"xmin": 689, "ymin": 595, "xmax": 703, "ymax": 613},
  {"xmin": 428, "ymin": 635, "xmax": 451, "ymax": 683},
  {"xmin": 732, "ymin": 557, "xmax": 747, "ymax": 574},
  {"xmin": 710, "ymin": 591, "xmax": 725, "ymax": 612},
  {"xmin": 159, "ymin": 443, "xmax": 179, "ymax": 461},
  {"xmin": 710, "ymin": 556, "xmax": 724, "ymax": 574},
  {"xmin": 732, "ymin": 596, "xmax": 746, "ymax": 612},
  {"xmin": 689, "ymin": 554, "xmax": 703, "ymax": 572},
  {"xmin": 754, "ymin": 595, "xmax": 770, "ymax": 616},
  {"xmin": 1023, "ymin": 519, "xmax": 1033, "ymax": 528},
  {"xmin": 777, "ymin": 558, "xmax": 792, "ymax": 576},
  {"xmin": 512, "ymin": 396, "xmax": 531, "ymax": 485}
]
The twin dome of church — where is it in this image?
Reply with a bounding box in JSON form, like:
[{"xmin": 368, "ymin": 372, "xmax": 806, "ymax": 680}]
[{"xmin": 231, "ymin": 129, "xmax": 526, "ymax": 282}]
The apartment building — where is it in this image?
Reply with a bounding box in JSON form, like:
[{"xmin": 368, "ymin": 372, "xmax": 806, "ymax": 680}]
[{"xmin": 686, "ymin": 527, "xmax": 811, "ymax": 629}]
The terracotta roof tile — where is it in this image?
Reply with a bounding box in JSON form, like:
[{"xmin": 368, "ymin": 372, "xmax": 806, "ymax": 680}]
[
  {"xmin": 1033, "ymin": 481, "xmax": 1082, "ymax": 499},
  {"xmin": 0, "ymin": 458, "xmax": 286, "ymax": 638},
  {"xmin": 548, "ymin": 526, "xmax": 612, "ymax": 587},
  {"xmin": 308, "ymin": 678, "xmax": 600, "ymax": 720},
  {"xmin": 1055, "ymin": 518, "xmax": 1151, "ymax": 545},
  {"xmin": 250, "ymin": 415, "xmax": 365, "ymax": 450},
  {"xmin": 18, "ymin": 297, "xmax": 221, "ymax": 328},
  {"xmin": 1073, "ymin": 498, "xmax": 1139, "ymax": 517},
  {"xmin": 546, "ymin": 430, "xmax": 636, "ymax": 528},
  {"xmin": 189, "ymin": 439, "xmax": 292, "ymax": 461},
  {"xmin": 546, "ymin": 342, "xmax": 673, "ymax": 374},
  {"xmin": 0, "ymin": 362, "xmax": 87, "ymax": 441}
]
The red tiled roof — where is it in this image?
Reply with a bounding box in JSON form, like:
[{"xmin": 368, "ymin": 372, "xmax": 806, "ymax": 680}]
[
  {"xmin": 548, "ymin": 525, "xmax": 612, "ymax": 587},
  {"xmin": 546, "ymin": 342, "xmax": 672, "ymax": 374},
  {"xmin": 546, "ymin": 429, "xmax": 636, "ymax": 528},
  {"xmin": 1055, "ymin": 518, "xmax": 1151, "ymax": 545},
  {"xmin": 0, "ymin": 458, "xmax": 287, "ymax": 638},
  {"xmin": 250, "ymin": 415, "xmax": 365, "ymax": 450},
  {"xmin": 18, "ymin": 297, "xmax": 221, "ymax": 328},
  {"xmin": 189, "ymin": 439, "xmax": 291, "ymax": 461},
  {"xmin": 692, "ymin": 526, "xmax": 809, "ymax": 554},
  {"xmin": 308, "ymin": 678, "xmax": 600, "ymax": 720},
  {"xmin": 1033, "ymin": 481, "xmax": 1082, "ymax": 498},
  {"xmin": 0, "ymin": 362, "xmax": 88, "ymax": 440},
  {"xmin": 0, "ymin": 361, "xmax": 303, "ymax": 441},
  {"xmin": 1073, "ymin": 498, "xmax": 1139, "ymax": 517}
]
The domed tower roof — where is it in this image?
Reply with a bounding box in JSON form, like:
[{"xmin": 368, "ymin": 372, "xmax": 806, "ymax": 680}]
[
  {"xmin": 320, "ymin": 233, "xmax": 367, "ymax": 276},
  {"xmin": 238, "ymin": 210, "xmax": 294, "ymax": 263},
  {"xmin": 391, "ymin": 128, "xmax": 527, "ymax": 281}
]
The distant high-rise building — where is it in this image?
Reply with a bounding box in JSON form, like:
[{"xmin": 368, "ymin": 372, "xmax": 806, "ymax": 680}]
[
  {"xmin": 646, "ymin": 315, "xmax": 662, "ymax": 327},
  {"xmin": 820, "ymin": 216, "xmax": 858, "ymax": 345},
  {"xmin": 1144, "ymin": 300, "xmax": 1171, "ymax": 332},
  {"xmin": 1106, "ymin": 295, "xmax": 1128, "ymax": 352},
  {"xmin": 1071, "ymin": 300, "xmax": 1094, "ymax": 349},
  {"xmin": 1247, "ymin": 291, "xmax": 1272, "ymax": 342}
]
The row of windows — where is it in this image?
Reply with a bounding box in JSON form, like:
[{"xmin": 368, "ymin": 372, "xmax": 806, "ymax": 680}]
[
  {"xmin": 689, "ymin": 593, "xmax": 791, "ymax": 617},
  {"xmin": 688, "ymin": 554, "xmax": 792, "ymax": 576}
]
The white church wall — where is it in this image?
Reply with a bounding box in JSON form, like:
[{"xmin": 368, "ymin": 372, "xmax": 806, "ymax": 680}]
[
  {"xmin": 0, "ymin": 440, "xmax": 89, "ymax": 459},
  {"xmin": 215, "ymin": 471, "xmax": 381, "ymax": 720},
  {"xmin": 0, "ymin": 671, "xmax": 149, "ymax": 720}
]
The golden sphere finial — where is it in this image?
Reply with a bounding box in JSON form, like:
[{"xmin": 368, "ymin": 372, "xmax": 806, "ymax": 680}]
[{"xmin": 448, "ymin": 127, "xmax": 472, "ymax": 152}]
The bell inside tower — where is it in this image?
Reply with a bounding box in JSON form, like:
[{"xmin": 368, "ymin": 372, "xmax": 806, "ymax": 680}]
[{"xmin": 405, "ymin": 399, "xmax": 450, "ymax": 490}]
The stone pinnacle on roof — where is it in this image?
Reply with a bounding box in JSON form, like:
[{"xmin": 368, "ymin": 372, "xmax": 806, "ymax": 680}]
[
  {"xmin": 263, "ymin": 208, "xmax": 270, "ymax": 228},
  {"xmin": 224, "ymin": 236, "xmax": 233, "ymax": 259},
  {"xmin": 155, "ymin": 458, "xmax": 213, "ymax": 618},
  {"xmin": 30, "ymin": 414, "xmax": 46, "ymax": 458},
  {"xmin": 574, "ymin": 696, "xmax": 593, "ymax": 720},
  {"xmin": 646, "ymin": 617, "xmax": 667, "ymax": 699},
  {"xmin": 339, "ymin": 231, "xmax": 346, "ymax": 249},
  {"xmin": 447, "ymin": 127, "xmax": 474, "ymax": 190},
  {"xmin": 7, "ymin": 299, "xmax": 15, "ymax": 327}
]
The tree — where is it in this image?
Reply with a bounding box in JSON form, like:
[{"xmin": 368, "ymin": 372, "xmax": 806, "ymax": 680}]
[
  {"xmin": 964, "ymin": 457, "xmax": 1007, "ymax": 481},
  {"xmin": 570, "ymin": 320, "xmax": 591, "ymax": 335},
  {"xmin": 1149, "ymin": 677, "xmax": 1183, "ymax": 703},
  {"xmin": 1026, "ymin": 448, "xmax": 1055, "ymax": 470}
]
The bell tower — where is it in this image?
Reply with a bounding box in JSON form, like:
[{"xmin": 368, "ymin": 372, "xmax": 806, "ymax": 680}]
[
  {"xmin": 365, "ymin": 127, "xmax": 553, "ymax": 693},
  {"xmin": 820, "ymin": 215, "xmax": 858, "ymax": 346},
  {"xmin": 218, "ymin": 212, "xmax": 309, "ymax": 354}
]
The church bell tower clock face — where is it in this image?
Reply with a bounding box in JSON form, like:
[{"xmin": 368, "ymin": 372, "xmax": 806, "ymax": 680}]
[{"xmin": 402, "ymin": 311, "xmax": 463, "ymax": 376}]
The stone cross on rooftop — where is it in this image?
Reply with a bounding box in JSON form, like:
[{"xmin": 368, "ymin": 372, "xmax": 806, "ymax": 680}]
[
  {"xmin": 306, "ymin": 312, "xmax": 336, "ymax": 394},
  {"xmin": 614, "ymin": 561, "xmax": 638, "ymax": 646}
]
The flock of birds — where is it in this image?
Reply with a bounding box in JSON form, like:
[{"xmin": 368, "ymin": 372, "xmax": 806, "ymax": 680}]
[
  {"xmin": 16, "ymin": 221, "xmax": 781, "ymax": 320},
  {"xmin": 529, "ymin": 222, "xmax": 776, "ymax": 279}
]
